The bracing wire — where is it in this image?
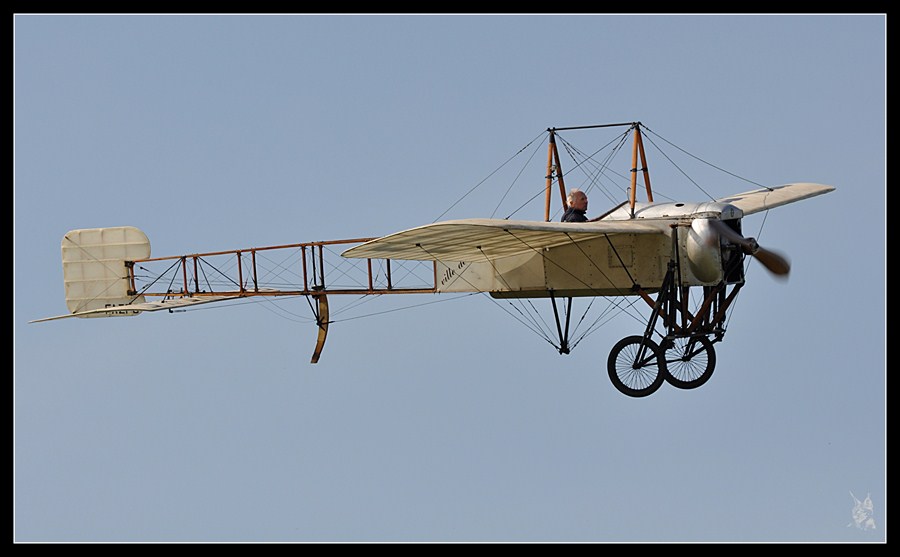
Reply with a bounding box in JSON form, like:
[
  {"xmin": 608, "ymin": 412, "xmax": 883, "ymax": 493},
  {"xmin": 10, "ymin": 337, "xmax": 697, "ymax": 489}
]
[
  {"xmin": 640, "ymin": 126, "xmax": 768, "ymax": 195},
  {"xmin": 431, "ymin": 130, "xmax": 547, "ymax": 223},
  {"xmin": 490, "ymin": 136, "xmax": 548, "ymax": 219}
]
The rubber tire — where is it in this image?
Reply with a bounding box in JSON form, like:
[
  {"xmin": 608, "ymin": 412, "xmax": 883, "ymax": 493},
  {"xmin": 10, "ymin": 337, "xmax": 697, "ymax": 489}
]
[
  {"xmin": 607, "ymin": 335, "xmax": 666, "ymax": 398},
  {"xmin": 663, "ymin": 335, "xmax": 716, "ymax": 390}
]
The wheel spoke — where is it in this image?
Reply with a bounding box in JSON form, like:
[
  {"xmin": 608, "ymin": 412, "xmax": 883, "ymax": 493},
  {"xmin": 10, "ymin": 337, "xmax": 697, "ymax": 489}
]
[{"xmin": 664, "ymin": 335, "xmax": 716, "ymax": 389}]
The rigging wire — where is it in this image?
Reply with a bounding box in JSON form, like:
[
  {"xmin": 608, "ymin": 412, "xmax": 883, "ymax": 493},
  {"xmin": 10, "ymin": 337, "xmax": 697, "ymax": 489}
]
[
  {"xmin": 431, "ymin": 129, "xmax": 547, "ymax": 223},
  {"xmin": 329, "ymin": 292, "xmax": 481, "ymax": 323},
  {"xmin": 490, "ymin": 228, "xmax": 658, "ymax": 349},
  {"xmin": 474, "ymin": 245, "xmax": 560, "ymax": 347},
  {"xmin": 414, "ymin": 244, "xmax": 559, "ymax": 348},
  {"xmin": 490, "ymin": 135, "xmax": 548, "ymax": 219},
  {"xmin": 641, "ymin": 126, "xmax": 768, "ymax": 193},
  {"xmin": 132, "ymin": 257, "xmax": 182, "ymax": 300},
  {"xmin": 153, "ymin": 289, "xmax": 483, "ymax": 329},
  {"xmin": 556, "ymin": 128, "xmax": 634, "ymax": 209},
  {"xmin": 500, "ymin": 128, "xmax": 634, "ymax": 221}
]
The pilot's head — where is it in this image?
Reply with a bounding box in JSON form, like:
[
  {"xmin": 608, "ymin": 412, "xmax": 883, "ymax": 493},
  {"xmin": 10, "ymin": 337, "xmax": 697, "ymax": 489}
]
[{"xmin": 567, "ymin": 188, "xmax": 588, "ymax": 211}]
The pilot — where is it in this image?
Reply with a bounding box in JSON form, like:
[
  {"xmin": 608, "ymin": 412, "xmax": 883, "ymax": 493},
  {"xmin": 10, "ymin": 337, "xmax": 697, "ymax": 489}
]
[{"xmin": 561, "ymin": 188, "xmax": 601, "ymax": 222}]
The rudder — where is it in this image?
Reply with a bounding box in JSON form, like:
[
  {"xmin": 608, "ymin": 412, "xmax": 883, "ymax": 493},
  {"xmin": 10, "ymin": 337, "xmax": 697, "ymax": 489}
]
[{"xmin": 61, "ymin": 226, "xmax": 150, "ymax": 317}]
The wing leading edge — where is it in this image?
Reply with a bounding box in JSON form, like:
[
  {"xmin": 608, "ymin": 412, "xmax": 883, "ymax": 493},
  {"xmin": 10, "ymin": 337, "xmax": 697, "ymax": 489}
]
[
  {"xmin": 715, "ymin": 182, "xmax": 835, "ymax": 216},
  {"xmin": 340, "ymin": 218, "xmax": 670, "ymax": 262}
]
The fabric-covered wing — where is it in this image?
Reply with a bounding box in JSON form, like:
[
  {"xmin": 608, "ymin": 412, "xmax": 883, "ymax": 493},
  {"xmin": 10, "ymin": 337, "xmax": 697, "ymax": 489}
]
[
  {"xmin": 341, "ymin": 218, "xmax": 669, "ymax": 262},
  {"xmin": 716, "ymin": 182, "xmax": 835, "ymax": 216}
]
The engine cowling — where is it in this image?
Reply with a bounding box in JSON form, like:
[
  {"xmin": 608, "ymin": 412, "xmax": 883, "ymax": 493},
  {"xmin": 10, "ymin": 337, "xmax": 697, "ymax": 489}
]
[{"xmin": 685, "ymin": 218, "xmax": 724, "ymax": 283}]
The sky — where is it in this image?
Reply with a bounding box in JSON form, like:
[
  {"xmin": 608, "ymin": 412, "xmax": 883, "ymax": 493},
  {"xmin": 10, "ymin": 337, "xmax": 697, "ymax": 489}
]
[{"xmin": 14, "ymin": 14, "xmax": 885, "ymax": 543}]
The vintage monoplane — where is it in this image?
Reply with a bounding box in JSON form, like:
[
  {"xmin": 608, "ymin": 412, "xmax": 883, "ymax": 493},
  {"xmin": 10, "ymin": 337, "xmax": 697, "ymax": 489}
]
[{"xmin": 33, "ymin": 122, "xmax": 834, "ymax": 397}]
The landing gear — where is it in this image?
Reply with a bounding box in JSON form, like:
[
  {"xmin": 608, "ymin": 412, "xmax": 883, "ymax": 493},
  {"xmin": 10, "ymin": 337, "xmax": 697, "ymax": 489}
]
[{"xmin": 605, "ymin": 225, "xmax": 741, "ymax": 397}]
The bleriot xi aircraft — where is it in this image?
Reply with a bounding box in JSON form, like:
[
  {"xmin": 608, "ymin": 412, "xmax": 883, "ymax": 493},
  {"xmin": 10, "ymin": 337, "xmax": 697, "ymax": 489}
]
[{"xmin": 33, "ymin": 122, "xmax": 834, "ymax": 397}]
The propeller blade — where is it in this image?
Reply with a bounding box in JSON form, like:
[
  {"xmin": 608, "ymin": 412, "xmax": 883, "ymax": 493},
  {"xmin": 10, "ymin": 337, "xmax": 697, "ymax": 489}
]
[
  {"xmin": 751, "ymin": 246, "xmax": 790, "ymax": 277},
  {"xmin": 708, "ymin": 219, "xmax": 790, "ymax": 278}
]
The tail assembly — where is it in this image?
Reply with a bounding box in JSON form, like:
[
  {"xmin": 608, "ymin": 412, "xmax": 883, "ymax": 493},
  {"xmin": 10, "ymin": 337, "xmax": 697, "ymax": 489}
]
[{"xmin": 56, "ymin": 226, "xmax": 150, "ymax": 319}]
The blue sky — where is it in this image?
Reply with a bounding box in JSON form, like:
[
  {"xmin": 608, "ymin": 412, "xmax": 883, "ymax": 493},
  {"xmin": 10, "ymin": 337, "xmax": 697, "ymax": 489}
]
[{"xmin": 14, "ymin": 14, "xmax": 885, "ymax": 542}]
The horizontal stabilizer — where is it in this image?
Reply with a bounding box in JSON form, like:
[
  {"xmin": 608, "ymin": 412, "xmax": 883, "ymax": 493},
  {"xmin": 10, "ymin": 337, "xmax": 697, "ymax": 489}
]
[{"xmin": 31, "ymin": 295, "xmax": 241, "ymax": 323}]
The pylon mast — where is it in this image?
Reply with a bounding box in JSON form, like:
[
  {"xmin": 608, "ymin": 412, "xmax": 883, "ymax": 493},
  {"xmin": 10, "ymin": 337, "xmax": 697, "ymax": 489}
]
[{"xmin": 544, "ymin": 122, "xmax": 654, "ymax": 221}]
